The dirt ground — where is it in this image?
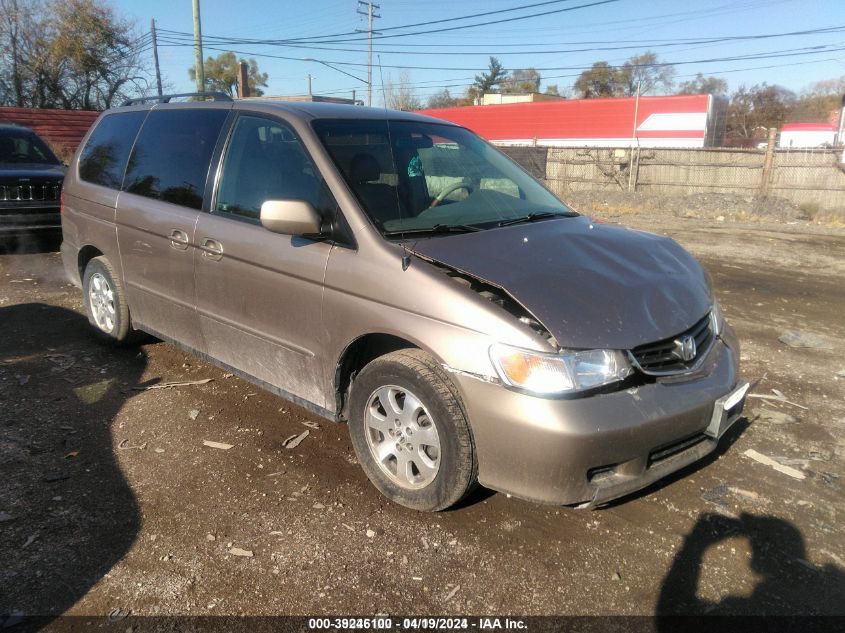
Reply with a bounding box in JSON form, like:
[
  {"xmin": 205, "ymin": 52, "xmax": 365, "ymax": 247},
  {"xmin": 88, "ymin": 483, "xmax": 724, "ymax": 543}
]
[{"xmin": 1, "ymin": 214, "xmax": 844, "ymax": 625}]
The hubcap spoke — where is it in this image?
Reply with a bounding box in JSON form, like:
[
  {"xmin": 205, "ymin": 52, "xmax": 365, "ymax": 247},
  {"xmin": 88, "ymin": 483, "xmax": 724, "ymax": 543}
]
[
  {"xmin": 378, "ymin": 387, "xmax": 402, "ymax": 417},
  {"xmin": 373, "ymin": 439, "xmax": 395, "ymax": 464},
  {"xmin": 411, "ymin": 449, "xmax": 438, "ymax": 480},
  {"xmin": 395, "ymin": 451, "xmax": 412, "ymax": 484},
  {"xmin": 366, "ymin": 403, "xmax": 392, "ymax": 434},
  {"xmin": 399, "ymin": 391, "xmax": 423, "ymax": 426},
  {"xmin": 413, "ymin": 423, "xmax": 438, "ymax": 447}
]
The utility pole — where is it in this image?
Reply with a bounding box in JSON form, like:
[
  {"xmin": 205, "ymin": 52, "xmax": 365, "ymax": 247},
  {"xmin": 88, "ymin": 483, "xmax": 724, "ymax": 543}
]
[
  {"xmin": 356, "ymin": 1, "xmax": 380, "ymax": 107},
  {"xmin": 150, "ymin": 18, "xmax": 163, "ymax": 96},
  {"xmin": 627, "ymin": 81, "xmax": 641, "ymax": 192},
  {"xmin": 192, "ymin": 0, "xmax": 205, "ymax": 93},
  {"xmin": 307, "ymin": 73, "xmax": 312, "ymax": 97}
]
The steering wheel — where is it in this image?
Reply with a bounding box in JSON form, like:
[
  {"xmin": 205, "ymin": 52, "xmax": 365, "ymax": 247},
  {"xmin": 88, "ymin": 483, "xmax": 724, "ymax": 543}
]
[{"xmin": 429, "ymin": 181, "xmax": 473, "ymax": 208}]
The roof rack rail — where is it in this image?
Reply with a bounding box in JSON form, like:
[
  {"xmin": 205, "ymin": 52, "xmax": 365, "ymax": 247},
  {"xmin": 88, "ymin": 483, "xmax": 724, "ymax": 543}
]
[{"xmin": 120, "ymin": 92, "xmax": 233, "ymax": 107}]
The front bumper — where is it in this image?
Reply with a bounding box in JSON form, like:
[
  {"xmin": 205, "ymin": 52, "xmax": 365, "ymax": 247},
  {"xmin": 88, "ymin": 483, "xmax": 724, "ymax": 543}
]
[
  {"xmin": 453, "ymin": 325, "xmax": 745, "ymax": 507},
  {"xmin": 0, "ymin": 206, "xmax": 61, "ymax": 234}
]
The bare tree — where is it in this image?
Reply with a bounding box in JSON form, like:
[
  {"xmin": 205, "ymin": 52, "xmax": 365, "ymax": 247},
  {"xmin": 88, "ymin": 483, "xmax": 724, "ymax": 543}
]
[
  {"xmin": 620, "ymin": 52, "xmax": 675, "ymax": 96},
  {"xmin": 0, "ymin": 0, "xmax": 150, "ymax": 110},
  {"xmin": 0, "ymin": 0, "xmax": 37, "ymax": 106},
  {"xmin": 501, "ymin": 68, "xmax": 541, "ymax": 94},
  {"xmin": 727, "ymin": 83, "xmax": 796, "ymax": 142},
  {"xmin": 382, "ymin": 70, "xmax": 421, "ymax": 111},
  {"xmin": 426, "ymin": 88, "xmax": 459, "ymax": 109},
  {"xmin": 677, "ymin": 73, "xmax": 728, "ymax": 96}
]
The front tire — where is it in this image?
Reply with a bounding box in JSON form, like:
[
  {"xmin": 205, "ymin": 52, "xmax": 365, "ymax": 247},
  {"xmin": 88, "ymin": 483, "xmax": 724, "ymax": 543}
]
[
  {"xmin": 348, "ymin": 349, "xmax": 477, "ymax": 511},
  {"xmin": 82, "ymin": 256, "xmax": 132, "ymax": 343}
]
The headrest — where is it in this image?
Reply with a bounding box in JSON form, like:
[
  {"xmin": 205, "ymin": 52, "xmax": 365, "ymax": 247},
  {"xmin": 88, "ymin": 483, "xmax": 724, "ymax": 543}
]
[{"xmin": 349, "ymin": 153, "xmax": 381, "ymax": 183}]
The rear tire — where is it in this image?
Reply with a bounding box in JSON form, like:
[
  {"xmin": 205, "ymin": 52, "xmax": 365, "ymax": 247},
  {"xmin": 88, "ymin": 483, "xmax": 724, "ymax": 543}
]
[
  {"xmin": 82, "ymin": 256, "xmax": 132, "ymax": 343},
  {"xmin": 348, "ymin": 349, "xmax": 477, "ymax": 511}
]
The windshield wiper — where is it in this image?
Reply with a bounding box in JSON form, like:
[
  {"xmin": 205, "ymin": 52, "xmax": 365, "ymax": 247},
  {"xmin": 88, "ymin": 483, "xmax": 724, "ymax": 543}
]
[
  {"xmin": 497, "ymin": 211, "xmax": 578, "ymax": 227},
  {"xmin": 383, "ymin": 223, "xmax": 483, "ymax": 238}
]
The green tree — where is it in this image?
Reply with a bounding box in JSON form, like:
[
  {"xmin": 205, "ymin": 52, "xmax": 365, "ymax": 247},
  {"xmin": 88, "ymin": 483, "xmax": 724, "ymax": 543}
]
[
  {"xmin": 574, "ymin": 61, "xmax": 625, "ymax": 98},
  {"xmin": 501, "ymin": 68, "xmax": 541, "ymax": 94},
  {"xmin": 677, "ymin": 73, "xmax": 728, "ymax": 96},
  {"xmin": 189, "ymin": 51, "xmax": 268, "ymax": 97},
  {"xmin": 544, "ymin": 84, "xmax": 561, "ymax": 97},
  {"xmin": 472, "ymin": 56, "xmax": 507, "ymax": 94}
]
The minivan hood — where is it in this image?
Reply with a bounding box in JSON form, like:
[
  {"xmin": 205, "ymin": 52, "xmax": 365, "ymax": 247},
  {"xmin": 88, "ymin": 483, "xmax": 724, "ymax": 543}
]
[{"xmin": 410, "ymin": 216, "xmax": 711, "ymax": 350}]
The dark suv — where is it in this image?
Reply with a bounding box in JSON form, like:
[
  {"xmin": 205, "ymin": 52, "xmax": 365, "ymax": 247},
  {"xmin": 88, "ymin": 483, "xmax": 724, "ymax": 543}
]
[{"xmin": 0, "ymin": 124, "xmax": 66, "ymax": 240}]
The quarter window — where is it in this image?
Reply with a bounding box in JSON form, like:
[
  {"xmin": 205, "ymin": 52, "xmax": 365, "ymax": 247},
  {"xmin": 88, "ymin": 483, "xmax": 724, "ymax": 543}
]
[
  {"xmin": 78, "ymin": 111, "xmax": 146, "ymax": 189},
  {"xmin": 215, "ymin": 115, "xmax": 325, "ymax": 221},
  {"xmin": 123, "ymin": 108, "xmax": 228, "ymax": 210}
]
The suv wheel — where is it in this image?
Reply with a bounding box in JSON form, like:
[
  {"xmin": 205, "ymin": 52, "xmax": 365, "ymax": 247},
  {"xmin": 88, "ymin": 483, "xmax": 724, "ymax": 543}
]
[
  {"xmin": 82, "ymin": 256, "xmax": 131, "ymax": 342},
  {"xmin": 348, "ymin": 349, "xmax": 477, "ymax": 511}
]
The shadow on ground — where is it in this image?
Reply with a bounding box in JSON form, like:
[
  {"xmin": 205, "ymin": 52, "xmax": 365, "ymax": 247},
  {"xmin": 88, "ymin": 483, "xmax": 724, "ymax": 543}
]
[
  {"xmin": 656, "ymin": 512, "xmax": 845, "ymax": 618},
  {"xmin": 0, "ymin": 233, "xmax": 61, "ymax": 255},
  {"xmin": 0, "ymin": 303, "xmax": 145, "ymax": 629}
]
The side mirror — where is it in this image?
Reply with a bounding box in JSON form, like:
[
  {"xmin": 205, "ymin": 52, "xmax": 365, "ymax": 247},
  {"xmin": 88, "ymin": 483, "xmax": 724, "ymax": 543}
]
[{"xmin": 260, "ymin": 199, "xmax": 323, "ymax": 236}]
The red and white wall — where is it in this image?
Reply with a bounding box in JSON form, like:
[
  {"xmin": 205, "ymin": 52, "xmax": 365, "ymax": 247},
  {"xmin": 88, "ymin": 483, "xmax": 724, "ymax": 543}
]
[
  {"xmin": 778, "ymin": 122, "xmax": 837, "ymax": 148},
  {"xmin": 418, "ymin": 94, "xmax": 725, "ymax": 148}
]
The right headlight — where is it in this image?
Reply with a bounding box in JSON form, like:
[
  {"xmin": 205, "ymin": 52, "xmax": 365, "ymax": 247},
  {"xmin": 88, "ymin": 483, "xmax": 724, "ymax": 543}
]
[{"xmin": 489, "ymin": 343, "xmax": 633, "ymax": 396}]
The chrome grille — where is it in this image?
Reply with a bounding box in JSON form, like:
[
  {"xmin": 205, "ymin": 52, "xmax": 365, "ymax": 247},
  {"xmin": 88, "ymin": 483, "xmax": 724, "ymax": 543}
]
[
  {"xmin": 630, "ymin": 312, "xmax": 714, "ymax": 375},
  {"xmin": 0, "ymin": 182, "xmax": 61, "ymax": 202}
]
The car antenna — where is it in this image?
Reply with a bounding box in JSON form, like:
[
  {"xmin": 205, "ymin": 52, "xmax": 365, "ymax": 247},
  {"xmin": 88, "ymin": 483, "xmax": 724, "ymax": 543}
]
[{"xmin": 378, "ymin": 55, "xmax": 413, "ymax": 272}]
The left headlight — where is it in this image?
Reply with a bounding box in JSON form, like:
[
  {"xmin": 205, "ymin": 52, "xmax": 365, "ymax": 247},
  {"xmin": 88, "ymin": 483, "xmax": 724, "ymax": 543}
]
[
  {"xmin": 489, "ymin": 343, "xmax": 633, "ymax": 396},
  {"xmin": 710, "ymin": 300, "xmax": 724, "ymax": 337}
]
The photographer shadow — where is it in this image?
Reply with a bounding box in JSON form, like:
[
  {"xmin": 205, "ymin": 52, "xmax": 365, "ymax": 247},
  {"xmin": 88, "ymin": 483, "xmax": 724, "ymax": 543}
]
[
  {"xmin": 0, "ymin": 303, "xmax": 145, "ymax": 629},
  {"xmin": 656, "ymin": 512, "xmax": 845, "ymax": 618}
]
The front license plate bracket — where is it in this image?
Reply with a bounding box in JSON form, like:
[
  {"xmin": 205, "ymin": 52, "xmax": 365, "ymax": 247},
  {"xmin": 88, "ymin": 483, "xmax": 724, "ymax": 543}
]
[{"xmin": 704, "ymin": 382, "xmax": 750, "ymax": 439}]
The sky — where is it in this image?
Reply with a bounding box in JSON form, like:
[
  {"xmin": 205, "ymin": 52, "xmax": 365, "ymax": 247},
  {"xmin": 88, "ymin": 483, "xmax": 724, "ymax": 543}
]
[{"xmin": 112, "ymin": 0, "xmax": 845, "ymax": 105}]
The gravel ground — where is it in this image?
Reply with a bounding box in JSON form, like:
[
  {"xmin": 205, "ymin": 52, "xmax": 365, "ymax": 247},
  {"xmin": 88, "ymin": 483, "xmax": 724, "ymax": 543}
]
[{"xmin": 1, "ymin": 216, "xmax": 844, "ymax": 626}]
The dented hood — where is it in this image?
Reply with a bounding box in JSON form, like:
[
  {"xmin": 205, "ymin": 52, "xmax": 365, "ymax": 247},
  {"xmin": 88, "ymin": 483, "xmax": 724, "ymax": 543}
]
[{"xmin": 410, "ymin": 216, "xmax": 712, "ymax": 350}]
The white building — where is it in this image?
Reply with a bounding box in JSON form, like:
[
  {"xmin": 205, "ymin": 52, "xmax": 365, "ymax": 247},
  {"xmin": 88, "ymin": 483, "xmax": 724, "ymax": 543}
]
[{"xmin": 778, "ymin": 123, "xmax": 836, "ymax": 148}]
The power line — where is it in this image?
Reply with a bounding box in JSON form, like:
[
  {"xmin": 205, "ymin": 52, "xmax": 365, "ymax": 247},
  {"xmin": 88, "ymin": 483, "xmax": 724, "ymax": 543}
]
[
  {"xmin": 154, "ymin": 41, "xmax": 845, "ymax": 73},
  {"xmin": 156, "ymin": 24, "xmax": 845, "ymax": 58},
  {"xmin": 157, "ymin": 0, "xmax": 622, "ymax": 48},
  {"xmin": 270, "ymin": 0, "xmax": 584, "ymax": 43}
]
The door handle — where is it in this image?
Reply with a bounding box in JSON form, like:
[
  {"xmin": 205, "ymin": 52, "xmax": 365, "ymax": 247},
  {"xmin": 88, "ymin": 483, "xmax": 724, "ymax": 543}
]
[
  {"xmin": 169, "ymin": 229, "xmax": 189, "ymax": 250},
  {"xmin": 200, "ymin": 237, "xmax": 224, "ymax": 261}
]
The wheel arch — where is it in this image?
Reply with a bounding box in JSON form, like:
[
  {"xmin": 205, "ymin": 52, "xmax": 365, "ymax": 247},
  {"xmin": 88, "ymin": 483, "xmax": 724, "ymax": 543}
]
[
  {"xmin": 77, "ymin": 244, "xmax": 104, "ymax": 281},
  {"xmin": 334, "ymin": 333, "xmax": 424, "ymax": 421}
]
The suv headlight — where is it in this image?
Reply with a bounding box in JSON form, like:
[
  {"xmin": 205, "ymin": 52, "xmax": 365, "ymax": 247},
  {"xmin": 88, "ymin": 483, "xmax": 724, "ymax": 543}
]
[
  {"xmin": 489, "ymin": 343, "xmax": 633, "ymax": 396},
  {"xmin": 710, "ymin": 300, "xmax": 724, "ymax": 337}
]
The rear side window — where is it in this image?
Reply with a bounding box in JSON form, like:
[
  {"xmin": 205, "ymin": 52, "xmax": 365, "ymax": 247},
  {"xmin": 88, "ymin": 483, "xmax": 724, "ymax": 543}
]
[
  {"xmin": 123, "ymin": 109, "xmax": 228, "ymax": 210},
  {"xmin": 78, "ymin": 111, "xmax": 146, "ymax": 188}
]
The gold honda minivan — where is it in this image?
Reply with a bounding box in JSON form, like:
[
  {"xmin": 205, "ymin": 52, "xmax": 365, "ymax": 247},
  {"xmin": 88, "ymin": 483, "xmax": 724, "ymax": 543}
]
[{"xmin": 61, "ymin": 94, "xmax": 749, "ymax": 511}]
